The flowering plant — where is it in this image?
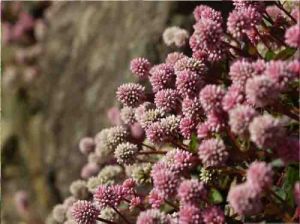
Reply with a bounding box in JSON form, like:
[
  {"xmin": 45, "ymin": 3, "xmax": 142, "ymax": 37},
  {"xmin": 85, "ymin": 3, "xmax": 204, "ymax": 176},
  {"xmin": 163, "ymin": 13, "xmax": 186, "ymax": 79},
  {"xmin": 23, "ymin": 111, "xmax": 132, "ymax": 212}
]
[{"xmin": 49, "ymin": 1, "xmax": 300, "ymax": 224}]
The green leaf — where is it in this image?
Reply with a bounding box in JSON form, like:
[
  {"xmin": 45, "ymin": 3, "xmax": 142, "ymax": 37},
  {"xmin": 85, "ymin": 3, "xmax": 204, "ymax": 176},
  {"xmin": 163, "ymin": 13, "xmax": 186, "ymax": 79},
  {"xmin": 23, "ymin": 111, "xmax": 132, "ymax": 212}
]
[
  {"xmin": 188, "ymin": 133, "xmax": 198, "ymax": 153},
  {"xmin": 274, "ymin": 48, "xmax": 296, "ymax": 60},
  {"xmin": 282, "ymin": 165, "xmax": 300, "ymax": 207},
  {"xmin": 265, "ymin": 50, "xmax": 276, "ymax": 61},
  {"xmin": 209, "ymin": 188, "xmax": 223, "ymax": 204}
]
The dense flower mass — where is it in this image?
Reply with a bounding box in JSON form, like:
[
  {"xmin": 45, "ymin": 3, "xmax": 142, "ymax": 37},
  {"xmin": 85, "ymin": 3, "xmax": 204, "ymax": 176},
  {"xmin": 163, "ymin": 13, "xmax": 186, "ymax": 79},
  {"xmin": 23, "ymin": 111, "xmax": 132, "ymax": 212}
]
[{"xmin": 48, "ymin": 2, "xmax": 300, "ymax": 224}]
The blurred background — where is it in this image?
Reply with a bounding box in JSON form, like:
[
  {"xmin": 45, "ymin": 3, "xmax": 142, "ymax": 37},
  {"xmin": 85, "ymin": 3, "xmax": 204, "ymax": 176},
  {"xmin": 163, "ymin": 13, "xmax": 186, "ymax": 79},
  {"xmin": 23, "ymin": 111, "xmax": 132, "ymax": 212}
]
[{"xmin": 1, "ymin": 1, "xmax": 232, "ymax": 223}]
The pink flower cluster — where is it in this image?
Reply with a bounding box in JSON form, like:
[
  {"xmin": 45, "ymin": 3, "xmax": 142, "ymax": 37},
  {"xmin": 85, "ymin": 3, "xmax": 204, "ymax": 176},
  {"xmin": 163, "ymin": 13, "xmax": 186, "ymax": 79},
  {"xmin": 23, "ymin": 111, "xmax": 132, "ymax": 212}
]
[{"xmin": 49, "ymin": 2, "xmax": 300, "ymax": 224}]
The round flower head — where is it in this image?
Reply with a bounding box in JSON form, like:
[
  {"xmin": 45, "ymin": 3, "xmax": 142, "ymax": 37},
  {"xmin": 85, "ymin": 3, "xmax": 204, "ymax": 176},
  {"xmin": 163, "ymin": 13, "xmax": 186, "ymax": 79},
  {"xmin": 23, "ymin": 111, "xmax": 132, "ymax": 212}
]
[
  {"xmin": 193, "ymin": 18, "xmax": 224, "ymax": 50},
  {"xmin": 178, "ymin": 179, "xmax": 207, "ymax": 205},
  {"xmin": 116, "ymin": 83, "xmax": 145, "ymax": 107},
  {"xmin": 160, "ymin": 115, "xmax": 181, "ymax": 141},
  {"xmin": 180, "ymin": 117, "xmax": 197, "ymax": 139},
  {"xmin": 149, "ymin": 63, "xmax": 175, "ymax": 92},
  {"xmin": 174, "ymin": 57, "xmax": 207, "ymax": 76},
  {"xmin": 285, "ymin": 24, "xmax": 300, "ymax": 48},
  {"xmin": 182, "ymin": 97, "xmax": 203, "ymax": 121},
  {"xmin": 229, "ymin": 60, "xmax": 255, "ymax": 88},
  {"xmin": 202, "ymin": 206, "xmax": 225, "ymax": 224},
  {"xmin": 107, "ymin": 126, "xmax": 129, "ymax": 150},
  {"xmin": 291, "ymin": 8, "xmax": 300, "ymax": 23},
  {"xmin": 134, "ymin": 102, "xmax": 155, "ymax": 123},
  {"xmin": 129, "ymin": 122, "xmax": 145, "ymax": 142},
  {"xmin": 294, "ymin": 182, "xmax": 300, "ymax": 207},
  {"xmin": 81, "ymin": 163, "xmax": 100, "ymax": 179},
  {"xmin": 79, "ymin": 137, "xmax": 95, "ymax": 155},
  {"xmin": 276, "ymin": 137, "xmax": 300, "ymax": 164},
  {"xmin": 249, "ymin": 114, "xmax": 286, "ymax": 149},
  {"xmin": 139, "ymin": 108, "xmax": 165, "ymax": 129},
  {"xmin": 287, "ymin": 59, "xmax": 300, "ymax": 79},
  {"xmin": 71, "ymin": 200, "xmax": 99, "ymax": 224},
  {"xmin": 206, "ymin": 112, "xmax": 225, "ymax": 133},
  {"xmin": 228, "ymin": 105, "xmax": 257, "ymax": 136},
  {"xmin": 163, "ymin": 149, "xmax": 194, "ymax": 174},
  {"xmin": 176, "ymin": 70, "xmax": 204, "ymax": 98},
  {"xmin": 163, "ymin": 26, "xmax": 189, "ymax": 47},
  {"xmin": 198, "ymin": 138, "xmax": 228, "ymax": 167},
  {"xmin": 179, "ymin": 204, "xmax": 202, "ymax": 224},
  {"xmin": 96, "ymin": 165, "xmax": 124, "ymax": 186},
  {"xmin": 199, "ymin": 84, "xmax": 225, "ymax": 113},
  {"xmin": 166, "ymin": 52, "xmax": 186, "ymax": 65},
  {"xmin": 228, "ymin": 183, "xmax": 263, "ymax": 216},
  {"xmin": 146, "ymin": 121, "xmax": 166, "ymax": 144},
  {"xmin": 246, "ymin": 161, "xmax": 273, "ymax": 193},
  {"xmin": 193, "ymin": 5, "xmax": 223, "ymax": 24},
  {"xmin": 130, "ymin": 57, "xmax": 151, "ymax": 79},
  {"xmin": 106, "ymin": 107, "xmax": 122, "ymax": 126},
  {"xmin": 245, "ymin": 76, "xmax": 279, "ymax": 107},
  {"xmin": 151, "ymin": 166, "xmax": 180, "ymax": 198},
  {"xmin": 148, "ymin": 189, "xmax": 165, "ymax": 208},
  {"xmin": 136, "ymin": 209, "xmax": 170, "ymax": 224},
  {"xmin": 70, "ymin": 180, "xmax": 89, "ymax": 200},
  {"xmin": 266, "ymin": 5, "xmax": 285, "ymax": 24},
  {"xmin": 154, "ymin": 89, "xmax": 181, "ymax": 113},
  {"xmin": 93, "ymin": 185, "xmax": 124, "ymax": 208},
  {"xmin": 265, "ymin": 60, "xmax": 295, "ymax": 90},
  {"xmin": 120, "ymin": 106, "xmax": 136, "ymax": 125},
  {"xmin": 114, "ymin": 142, "xmax": 139, "ymax": 165},
  {"xmin": 197, "ymin": 122, "xmax": 211, "ymax": 139},
  {"xmin": 227, "ymin": 7, "xmax": 262, "ymax": 40},
  {"xmin": 53, "ymin": 204, "xmax": 67, "ymax": 223}
]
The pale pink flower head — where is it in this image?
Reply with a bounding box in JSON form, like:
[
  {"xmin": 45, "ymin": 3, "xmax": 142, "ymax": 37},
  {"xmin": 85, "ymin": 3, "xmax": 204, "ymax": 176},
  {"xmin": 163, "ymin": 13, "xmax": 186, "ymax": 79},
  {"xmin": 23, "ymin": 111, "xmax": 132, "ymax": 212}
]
[
  {"xmin": 291, "ymin": 8, "xmax": 300, "ymax": 23},
  {"xmin": 146, "ymin": 121, "xmax": 166, "ymax": 144},
  {"xmin": 285, "ymin": 24, "xmax": 300, "ymax": 48},
  {"xmin": 206, "ymin": 111, "xmax": 225, "ymax": 133},
  {"xmin": 197, "ymin": 122, "xmax": 211, "ymax": 139},
  {"xmin": 182, "ymin": 97, "xmax": 203, "ymax": 121},
  {"xmin": 166, "ymin": 52, "xmax": 186, "ymax": 65},
  {"xmin": 199, "ymin": 84, "xmax": 225, "ymax": 113},
  {"xmin": 174, "ymin": 57, "xmax": 207, "ymax": 76},
  {"xmin": 249, "ymin": 114, "xmax": 286, "ymax": 149},
  {"xmin": 151, "ymin": 166, "xmax": 180, "ymax": 198},
  {"xmin": 222, "ymin": 84, "xmax": 244, "ymax": 112},
  {"xmin": 149, "ymin": 63, "xmax": 176, "ymax": 92},
  {"xmin": 294, "ymin": 182, "xmax": 300, "ymax": 207},
  {"xmin": 227, "ymin": 183, "xmax": 263, "ymax": 216},
  {"xmin": 137, "ymin": 209, "xmax": 170, "ymax": 224},
  {"xmin": 107, "ymin": 107, "xmax": 122, "ymax": 126},
  {"xmin": 176, "ymin": 70, "xmax": 204, "ymax": 98},
  {"xmin": 287, "ymin": 59, "xmax": 300, "ymax": 79},
  {"xmin": 107, "ymin": 125, "xmax": 130, "ymax": 149},
  {"xmin": 245, "ymin": 76, "xmax": 279, "ymax": 108},
  {"xmin": 179, "ymin": 204, "xmax": 202, "ymax": 224},
  {"xmin": 160, "ymin": 115, "xmax": 181, "ymax": 141},
  {"xmin": 154, "ymin": 89, "xmax": 181, "ymax": 113},
  {"xmin": 130, "ymin": 196, "xmax": 142, "ymax": 210},
  {"xmin": 116, "ymin": 83, "xmax": 146, "ymax": 107},
  {"xmin": 193, "ymin": 18, "xmax": 224, "ymax": 50},
  {"xmin": 229, "ymin": 59, "xmax": 255, "ymax": 88},
  {"xmin": 228, "ymin": 105, "xmax": 257, "ymax": 136},
  {"xmin": 148, "ymin": 189, "xmax": 165, "ymax": 208},
  {"xmin": 134, "ymin": 102, "xmax": 155, "ymax": 124},
  {"xmin": 122, "ymin": 178, "xmax": 136, "ymax": 196},
  {"xmin": 129, "ymin": 122, "xmax": 145, "ymax": 142},
  {"xmin": 198, "ymin": 138, "xmax": 228, "ymax": 167},
  {"xmin": 227, "ymin": 7, "xmax": 262, "ymax": 40},
  {"xmin": 163, "ymin": 149, "xmax": 194, "ymax": 174},
  {"xmin": 178, "ymin": 179, "xmax": 207, "ymax": 205},
  {"xmin": 71, "ymin": 200, "xmax": 99, "ymax": 224},
  {"xmin": 138, "ymin": 108, "xmax": 165, "ymax": 129},
  {"xmin": 265, "ymin": 60, "xmax": 296, "ymax": 90},
  {"xmin": 120, "ymin": 106, "xmax": 136, "ymax": 125},
  {"xmin": 79, "ymin": 137, "xmax": 95, "ymax": 155},
  {"xmin": 93, "ymin": 185, "xmax": 124, "ymax": 208},
  {"xmin": 266, "ymin": 5, "xmax": 285, "ymax": 24},
  {"xmin": 276, "ymin": 137, "xmax": 300, "ymax": 164},
  {"xmin": 130, "ymin": 57, "xmax": 151, "ymax": 79},
  {"xmin": 114, "ymin": 142, "xmax": 138, "ymax": 165},
  {"xmin": 246, "ymin": 161, "xmax": 273, "ymax": 193},
  {"xmin": 163, "ymin": 26, "xmax": 189, "ymax": 47},
  {"xmin": 193, "ymin": 5, "xmax": 223, "ymax": 24},
  {"xmin": 81, "ymin": 163, "xmax": 100, "ymax": 179},
  {"xmin": 202, "ymin": 206, "xmax": 225, "ymax": 224},
  {"xmin": 180, "ymin": 117, "xmax": 197, "ymax": 139}
]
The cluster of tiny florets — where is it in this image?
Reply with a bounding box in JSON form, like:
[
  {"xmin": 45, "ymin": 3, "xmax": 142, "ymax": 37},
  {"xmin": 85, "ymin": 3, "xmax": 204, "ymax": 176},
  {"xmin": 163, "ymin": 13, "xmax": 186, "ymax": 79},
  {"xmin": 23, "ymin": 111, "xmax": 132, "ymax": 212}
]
[{"xmin": 50, "ymin": 2, "xmax": 300, "ymax": 224}]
